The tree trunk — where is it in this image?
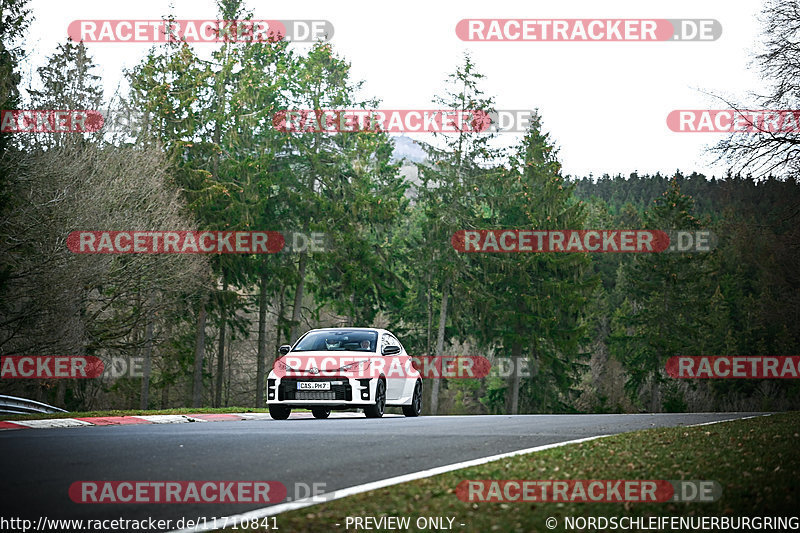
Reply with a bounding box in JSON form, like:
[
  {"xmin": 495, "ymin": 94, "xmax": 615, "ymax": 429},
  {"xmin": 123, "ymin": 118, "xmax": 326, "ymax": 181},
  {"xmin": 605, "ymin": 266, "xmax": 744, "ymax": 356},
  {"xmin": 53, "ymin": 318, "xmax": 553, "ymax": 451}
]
[
  {"xmin": 430, "ymin": 278, "xmax": 450, "ymax": 415},
  {"xmin": 426, "ymin": 283, "xmax": 432, "ymax": 356},
  {"xmin": 650, "ymin": 379, "xmax": 660, "ymax": 412},
  {"xmin": 161, "ymin": 320, "xmax": 172, "ymax": 409},
  {"xmin": 348, "ymin": 291, "xmax": 356, "ymax": 326},
  {"xmin": 192, "ymin": 297, "xmax": 207, "ymax": 407},
  {"xmin": 139, "ymin": 309, "xmax": 154, "ymax": 410},
  {"xmin": 506, "ymin": 340, "xmax": 522, "ymax": 414},
  {"xmin": 274, "ymin": 285, "xmax": 286, "ymax": 355},
  {"xmin": 161, "ymin": 377, "xmax": 169, "ymax": 409},
  {"xmin": 215, "ymin": 279, "xmax": 228, "ymax": 407},
  {"xmin": 225, "ymin": 346, "xmax": 232, "ymax": 407},
  {"xmin": 255, "ymin": 270, "xmax": 269, "ymax": 407},
  {"xmin": 56, "ymin": 380, "xmax": 66, "ymax": 408},
  {"xmin": 289, "ymin": 254, "xmax": 307, "ymax": 343}
]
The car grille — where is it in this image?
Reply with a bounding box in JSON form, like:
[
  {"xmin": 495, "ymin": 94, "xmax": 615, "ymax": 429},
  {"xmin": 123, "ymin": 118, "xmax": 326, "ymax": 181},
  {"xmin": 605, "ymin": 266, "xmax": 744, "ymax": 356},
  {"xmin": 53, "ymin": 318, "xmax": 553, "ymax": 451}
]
[
  {"xmin": 278, "ymin": 378, "xmax": 352, "ymax": 401},
  {"xmin": 295, "ymin": 391, "xmax": 337, "ymax": 400}
]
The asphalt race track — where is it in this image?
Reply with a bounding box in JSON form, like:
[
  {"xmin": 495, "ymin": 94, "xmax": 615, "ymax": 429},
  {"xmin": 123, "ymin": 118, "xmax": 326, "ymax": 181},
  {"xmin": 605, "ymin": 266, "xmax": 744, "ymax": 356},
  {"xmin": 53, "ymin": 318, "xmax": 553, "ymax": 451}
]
[{"xmin": 0, "ymin": 413, "xmax": 763, "ymax": 528}]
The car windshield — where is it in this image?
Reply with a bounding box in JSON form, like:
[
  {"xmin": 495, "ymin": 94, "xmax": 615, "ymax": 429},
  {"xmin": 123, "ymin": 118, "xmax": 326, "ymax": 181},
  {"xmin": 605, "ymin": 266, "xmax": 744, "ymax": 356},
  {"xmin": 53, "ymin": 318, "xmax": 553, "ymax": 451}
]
[{"xmin": 292, "ymin": 330, "xmax": 378, "ymax": 352}]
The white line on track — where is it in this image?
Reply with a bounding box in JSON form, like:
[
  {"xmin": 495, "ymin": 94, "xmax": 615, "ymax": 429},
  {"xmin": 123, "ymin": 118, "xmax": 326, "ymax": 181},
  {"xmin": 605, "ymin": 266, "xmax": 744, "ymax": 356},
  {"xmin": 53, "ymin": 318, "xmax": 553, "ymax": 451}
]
[{"xmin": 686, "ymin": 413, "xmax": 770, "ymax": 428}]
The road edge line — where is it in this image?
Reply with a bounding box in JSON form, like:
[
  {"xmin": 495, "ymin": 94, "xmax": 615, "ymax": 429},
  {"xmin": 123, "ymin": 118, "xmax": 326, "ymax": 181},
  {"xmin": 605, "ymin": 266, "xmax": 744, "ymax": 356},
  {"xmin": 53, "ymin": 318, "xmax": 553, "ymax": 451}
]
[{"xmin": 685, "ymin": 413, "xmax": 770, "ymax": 428}]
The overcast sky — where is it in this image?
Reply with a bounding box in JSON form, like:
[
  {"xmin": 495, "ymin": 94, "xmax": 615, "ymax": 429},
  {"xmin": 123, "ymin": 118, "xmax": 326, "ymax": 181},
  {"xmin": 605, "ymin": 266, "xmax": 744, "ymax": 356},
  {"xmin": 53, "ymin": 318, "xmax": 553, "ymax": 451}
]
[{"xmin": 22, "ymin": 0, "xmax": 766, "ymax": 178}]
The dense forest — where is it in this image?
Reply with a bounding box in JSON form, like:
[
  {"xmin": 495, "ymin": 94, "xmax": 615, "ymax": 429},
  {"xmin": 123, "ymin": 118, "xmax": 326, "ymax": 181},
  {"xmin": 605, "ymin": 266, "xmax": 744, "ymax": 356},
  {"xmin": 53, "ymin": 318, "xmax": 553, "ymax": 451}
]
[{"xmin": 1, "ymin": 0, "xmax": 798, "ymax": 414}]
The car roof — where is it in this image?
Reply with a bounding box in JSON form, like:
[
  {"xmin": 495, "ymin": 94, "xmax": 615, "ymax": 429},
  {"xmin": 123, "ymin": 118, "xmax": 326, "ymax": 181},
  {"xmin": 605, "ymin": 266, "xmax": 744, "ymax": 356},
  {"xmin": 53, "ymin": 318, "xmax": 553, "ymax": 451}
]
[{"xmin": 307, "ymin": 327, "xmax": 385, "ymax": 333}]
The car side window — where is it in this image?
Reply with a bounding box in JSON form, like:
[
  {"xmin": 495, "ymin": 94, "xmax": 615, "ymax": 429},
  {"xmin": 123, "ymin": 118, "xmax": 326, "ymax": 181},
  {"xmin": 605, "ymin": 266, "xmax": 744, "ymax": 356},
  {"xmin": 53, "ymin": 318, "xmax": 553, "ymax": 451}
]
[
  {"xmin": 385, "ymin": 334, "xmax": 401, "ymax": 355},
  {"xmin": 380, "ymin": 333, "xmax": 390, "ymax": 351}
]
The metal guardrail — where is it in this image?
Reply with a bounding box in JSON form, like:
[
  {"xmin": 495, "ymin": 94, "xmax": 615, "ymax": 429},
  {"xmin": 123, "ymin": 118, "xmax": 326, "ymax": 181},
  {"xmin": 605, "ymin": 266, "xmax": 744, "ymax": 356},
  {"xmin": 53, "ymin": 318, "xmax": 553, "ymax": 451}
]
[{"xmin": 0, "ymin": 394, "xmax": 67, "ymax": 415}]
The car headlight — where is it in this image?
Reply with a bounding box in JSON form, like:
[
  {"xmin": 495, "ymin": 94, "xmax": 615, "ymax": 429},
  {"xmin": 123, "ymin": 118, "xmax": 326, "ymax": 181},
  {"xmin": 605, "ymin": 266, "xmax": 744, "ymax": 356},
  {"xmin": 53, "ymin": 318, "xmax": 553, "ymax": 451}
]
[
  {"xmin": 275, "ymin": 359, "xmax": 297, "ymax": 372},
  {"xmin": 338, "ymin": 360, "xmax": 371, "ymax": 372}
]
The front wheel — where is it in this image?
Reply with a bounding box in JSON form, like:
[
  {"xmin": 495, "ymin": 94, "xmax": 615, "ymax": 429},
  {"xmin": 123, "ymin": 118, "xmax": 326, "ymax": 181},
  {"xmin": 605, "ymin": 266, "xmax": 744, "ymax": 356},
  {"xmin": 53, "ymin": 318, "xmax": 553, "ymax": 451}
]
[
  {"xmin": 364, "ymin": 379, "xmax": 386, "ymax": 418},
  {"xmin": 403, "ymin": 381, "xmax": 423, "ymax": 417},
  {"xmin": 311, "ymin": 408, "xmax": 331, "ymax": 419},
  {"xmin": 269, "ymin": 404, "xmax": 291, "ymax": 420}
]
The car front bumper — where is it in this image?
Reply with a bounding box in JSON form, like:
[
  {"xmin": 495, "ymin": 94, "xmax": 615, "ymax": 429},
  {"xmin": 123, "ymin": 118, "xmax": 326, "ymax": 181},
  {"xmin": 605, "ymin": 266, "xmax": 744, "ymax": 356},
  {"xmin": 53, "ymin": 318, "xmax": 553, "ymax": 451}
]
[{"xmin": 266, "ymin": 375, "xmax": 376, "ymax": 406}]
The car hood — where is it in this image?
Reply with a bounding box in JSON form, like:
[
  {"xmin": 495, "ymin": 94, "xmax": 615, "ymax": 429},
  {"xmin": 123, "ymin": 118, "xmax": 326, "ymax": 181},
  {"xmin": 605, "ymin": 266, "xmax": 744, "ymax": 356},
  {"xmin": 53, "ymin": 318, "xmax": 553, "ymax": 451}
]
[{"xmin": 277, "ymin": 351, "xmax": 375, "ymax": 372}]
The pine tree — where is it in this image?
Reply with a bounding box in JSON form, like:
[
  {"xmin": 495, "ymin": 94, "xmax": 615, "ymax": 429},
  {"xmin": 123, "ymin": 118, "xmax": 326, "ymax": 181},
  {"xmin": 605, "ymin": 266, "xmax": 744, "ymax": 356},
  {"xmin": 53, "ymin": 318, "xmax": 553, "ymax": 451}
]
[
  {"xmin": 610, "ymin": 178, "xmax": 713, "ymax": 411},
  {"xmin": 466, "ymin": 113, "xmax": 596, "ymax": 413}
]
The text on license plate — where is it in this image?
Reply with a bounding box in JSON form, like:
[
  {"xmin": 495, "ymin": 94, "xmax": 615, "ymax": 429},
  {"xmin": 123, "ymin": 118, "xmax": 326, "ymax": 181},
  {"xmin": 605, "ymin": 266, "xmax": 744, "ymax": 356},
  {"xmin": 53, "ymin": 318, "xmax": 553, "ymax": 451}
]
[{"xmin": 297, "ymin": 382, "xmax": 331, "ymax": 390}]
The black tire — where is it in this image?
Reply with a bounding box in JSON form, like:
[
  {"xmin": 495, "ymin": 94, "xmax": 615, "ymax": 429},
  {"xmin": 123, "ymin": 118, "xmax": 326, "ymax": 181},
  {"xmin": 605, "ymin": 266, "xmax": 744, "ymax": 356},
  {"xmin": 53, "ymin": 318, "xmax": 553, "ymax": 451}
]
[
  {"xmin": 311, "ymin": 408, "xmax": 331, "ymax": 419},
  {"xmin": 364, "ymin": 379, "xmax": 386, "ymax": 418},
  {"xmin": 403, "ymin": 380, "xmax": 423, "ymax": 417},
  {"xmin": 269, "ymin": 404, "xmax": 291, "ymax": 420}
]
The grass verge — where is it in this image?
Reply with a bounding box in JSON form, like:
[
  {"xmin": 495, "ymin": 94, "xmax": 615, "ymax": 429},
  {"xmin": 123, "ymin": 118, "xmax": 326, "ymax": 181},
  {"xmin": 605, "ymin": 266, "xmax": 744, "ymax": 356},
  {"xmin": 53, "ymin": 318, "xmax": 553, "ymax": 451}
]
[{"xmin": 226, "ymin": 412, "xmax": 799, "ymax": 533}]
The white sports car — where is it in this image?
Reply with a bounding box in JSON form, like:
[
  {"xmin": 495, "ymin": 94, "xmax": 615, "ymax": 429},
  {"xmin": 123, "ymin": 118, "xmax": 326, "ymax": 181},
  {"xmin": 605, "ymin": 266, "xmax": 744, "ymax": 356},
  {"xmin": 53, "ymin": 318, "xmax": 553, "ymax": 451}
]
[{"xmin": 266, "ymin": 328, "xmax": 423, "ymax": 419}]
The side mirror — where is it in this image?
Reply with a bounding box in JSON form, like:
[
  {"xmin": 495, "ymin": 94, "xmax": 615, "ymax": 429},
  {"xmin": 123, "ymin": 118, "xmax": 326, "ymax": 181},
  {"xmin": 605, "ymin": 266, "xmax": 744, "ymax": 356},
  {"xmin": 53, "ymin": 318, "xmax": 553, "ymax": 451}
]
[
  {"xmin": 382, "ymin": 345, "xmax": 401, "ymax": 356},
  {"xmin": 279, "ymin": 345, "xmax": 291, "ymax": 355}
]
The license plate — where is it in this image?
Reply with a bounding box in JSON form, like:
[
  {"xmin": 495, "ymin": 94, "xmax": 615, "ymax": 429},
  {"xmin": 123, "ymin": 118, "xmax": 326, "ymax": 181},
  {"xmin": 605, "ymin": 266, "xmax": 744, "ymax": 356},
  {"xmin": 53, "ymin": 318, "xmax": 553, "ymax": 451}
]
[{"xmin": 297, "ymin": 382, "xmax": 331, "ymax": 390}]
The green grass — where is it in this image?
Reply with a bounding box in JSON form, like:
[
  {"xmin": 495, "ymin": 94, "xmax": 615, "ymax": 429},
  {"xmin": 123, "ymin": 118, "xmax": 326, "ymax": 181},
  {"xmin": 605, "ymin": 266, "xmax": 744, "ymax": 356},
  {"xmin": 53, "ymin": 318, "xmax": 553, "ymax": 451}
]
[
  {"xmin": 227, "ymin": 412, "xmax": 799, "ymax": 533},
  {"xmin": 1, "ymin": 406, "xmax": 271, "ymax": 421}
]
